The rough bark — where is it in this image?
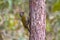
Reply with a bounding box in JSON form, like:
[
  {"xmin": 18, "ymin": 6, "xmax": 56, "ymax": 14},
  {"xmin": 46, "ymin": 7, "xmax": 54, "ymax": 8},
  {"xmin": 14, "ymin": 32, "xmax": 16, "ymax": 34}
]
[{"xmin": 29, "ymin": 0, "xmax": 46, "ymax": 40}]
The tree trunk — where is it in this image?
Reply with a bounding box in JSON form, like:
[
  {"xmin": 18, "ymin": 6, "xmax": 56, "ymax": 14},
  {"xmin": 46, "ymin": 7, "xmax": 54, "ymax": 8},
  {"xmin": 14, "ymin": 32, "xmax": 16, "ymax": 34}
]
[{"xmin": 29, "ymin": 0, "xmax": 46, "ymax": 40}]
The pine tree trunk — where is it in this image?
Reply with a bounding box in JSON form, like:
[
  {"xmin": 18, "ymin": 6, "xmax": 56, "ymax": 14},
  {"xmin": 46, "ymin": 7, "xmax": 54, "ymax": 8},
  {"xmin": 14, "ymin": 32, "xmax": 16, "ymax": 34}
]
[{"xmin": 29, "ymin": 0, "xmax": 46, "ymax": 40}]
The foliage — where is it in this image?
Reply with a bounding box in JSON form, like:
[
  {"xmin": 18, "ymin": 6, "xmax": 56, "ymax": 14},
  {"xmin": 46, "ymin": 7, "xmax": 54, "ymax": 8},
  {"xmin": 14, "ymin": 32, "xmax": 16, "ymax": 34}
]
[
  {"xmin": 0, "ymin": 0, "xmax": 29, "ymax": 40},
  {"xmin": 46, "ymin": 0, "xmax": 60, "ymax": 40},
  {"xmin": 52, "ymin": 0, "xmax": 60, "ymax": 12}
]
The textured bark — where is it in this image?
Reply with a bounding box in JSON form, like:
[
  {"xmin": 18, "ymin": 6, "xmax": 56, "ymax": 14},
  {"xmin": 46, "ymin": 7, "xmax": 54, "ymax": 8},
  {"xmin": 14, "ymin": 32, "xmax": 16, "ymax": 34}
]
[{"xmin": 29, "ymin": 0, "xmax": 46, "ymax": 40}]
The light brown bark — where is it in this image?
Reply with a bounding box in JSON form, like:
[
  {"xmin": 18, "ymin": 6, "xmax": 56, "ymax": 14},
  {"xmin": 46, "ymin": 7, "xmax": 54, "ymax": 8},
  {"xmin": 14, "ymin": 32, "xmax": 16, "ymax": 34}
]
[{"xmin": 29, "ymin": 0, "xmax": 46, "ymax": 40}]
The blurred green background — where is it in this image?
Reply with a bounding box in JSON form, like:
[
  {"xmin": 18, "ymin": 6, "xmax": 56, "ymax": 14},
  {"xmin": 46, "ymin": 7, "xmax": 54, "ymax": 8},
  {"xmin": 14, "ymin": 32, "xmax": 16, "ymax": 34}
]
[
  {"xmin": 0, "ymin": 0, "xmax": 29, "ymax": 40},
  {"xmin": 46, "ymin": 0, "xmax": 60, "ymax": 40}
]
